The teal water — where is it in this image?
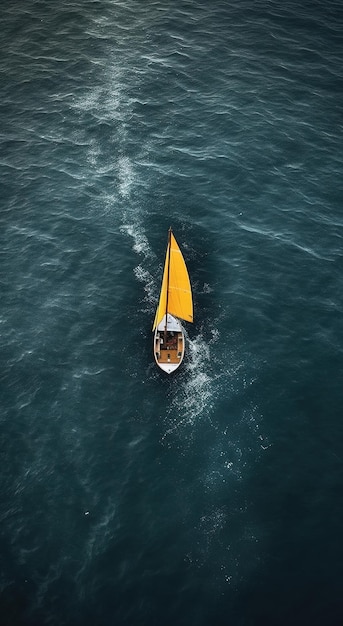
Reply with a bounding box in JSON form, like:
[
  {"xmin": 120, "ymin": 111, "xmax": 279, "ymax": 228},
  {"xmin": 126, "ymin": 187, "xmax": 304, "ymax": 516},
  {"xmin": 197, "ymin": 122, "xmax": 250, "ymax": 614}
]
[{"xmin": 1, "ymin": 1, "xmax": 343, "ymax": 625}]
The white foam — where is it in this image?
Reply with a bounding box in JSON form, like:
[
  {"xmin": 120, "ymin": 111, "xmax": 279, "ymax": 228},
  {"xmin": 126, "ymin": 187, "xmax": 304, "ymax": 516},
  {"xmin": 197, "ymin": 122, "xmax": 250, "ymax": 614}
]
[
  {"xmin": 67, "ymin": 55, "xmax": 160, "ymax": 302},
  {"xmin": 121, "ymin": 222, "xmax": 153, "ymax": 260},
  {"xmin": 120, "ymin": 218, "xmax": 157, "ymax": 310},
  {"xmin": 181, "ymin": 334, "xmax": 213, "ymax": 421},
  {"xmin": 199, "ymin": 507, "xmax": 227, "ymax": 545},
  {"xmin": 87, "ymin": 137, "xmax": 100, "ymax": 167},
  {"xmin": 70, "ymin": 62, "xmax": 129, "ymax": 124},
  {"xmin": 118, "ymin": 156, "xmax": 134, "ymax": 199},
  {"xmin": 133, "ymin": 264, "xmax": 156, "ymax": 310},
  {"xmin": 162, "ymin": 330, "xmax": 217, "ymax": 440}
]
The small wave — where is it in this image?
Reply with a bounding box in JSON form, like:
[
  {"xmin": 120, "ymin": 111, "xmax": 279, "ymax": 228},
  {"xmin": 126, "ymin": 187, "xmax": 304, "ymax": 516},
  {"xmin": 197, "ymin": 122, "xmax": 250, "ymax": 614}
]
[
  {"xmin": 72, "ymin": 367, "xmax": 107, "ymax": 379},
  {"xmin": 238, "ymin": 221, "xmax": 333, "ymax": 261},
  {"xmin": 83, "ymin": 498, "xmax": 118, "ymax": 565}
]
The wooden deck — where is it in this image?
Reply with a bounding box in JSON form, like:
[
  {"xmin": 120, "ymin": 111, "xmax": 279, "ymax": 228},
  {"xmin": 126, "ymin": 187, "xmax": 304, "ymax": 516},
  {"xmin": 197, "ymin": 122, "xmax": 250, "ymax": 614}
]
[
  {"xmin": 155, "ymin": 332, "xmax": 184, "ymax": 364},
  {"xmin": 158, "ymin": 348, "xmax": 180, "ymax": 364}
]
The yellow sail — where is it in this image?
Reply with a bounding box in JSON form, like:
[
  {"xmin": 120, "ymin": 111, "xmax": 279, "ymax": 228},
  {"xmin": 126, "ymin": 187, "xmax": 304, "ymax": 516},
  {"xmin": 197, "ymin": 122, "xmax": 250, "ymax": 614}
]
[{"xmin": 152, "ymin": 231, "xmax": 193, "ymax": 331}]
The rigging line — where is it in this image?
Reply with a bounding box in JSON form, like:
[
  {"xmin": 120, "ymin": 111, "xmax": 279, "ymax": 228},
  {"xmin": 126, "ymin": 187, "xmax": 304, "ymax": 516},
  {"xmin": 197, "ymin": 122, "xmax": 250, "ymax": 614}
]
[{"xmin": 164, "ymin": 227, "xmax": 172, "ymax": 340}]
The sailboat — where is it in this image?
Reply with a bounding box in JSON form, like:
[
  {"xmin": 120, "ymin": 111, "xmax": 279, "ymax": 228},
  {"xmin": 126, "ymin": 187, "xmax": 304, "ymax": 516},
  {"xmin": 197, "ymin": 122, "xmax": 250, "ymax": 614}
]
[{"xmin": 153, "ymin": 228, "xmax": 193, "ymax": 374}]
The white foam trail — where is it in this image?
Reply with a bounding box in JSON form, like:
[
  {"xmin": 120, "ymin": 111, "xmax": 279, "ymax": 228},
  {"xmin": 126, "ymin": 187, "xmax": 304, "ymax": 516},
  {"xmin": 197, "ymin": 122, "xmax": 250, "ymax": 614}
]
[
  {"xmin": 71, "ymin": 57, "xmax": 157, "ymax": 300},
  {"xmin": 133, "ymin": 264, "xmax": 156, "ymax": 307},
  {"xmin": 118, "ymin": 156, "xmax": 134, "ymax": 199},
  {"xmin": 120, "ymin": 218, "xmax": 158, "ymax": 313},
  {"xmin": 71, "ymin": 64, "xmax": 128, "ymax": 124},
  {"xmin": 162, "ymin": 322, "xmax": 267, "ymax": 465},
  {"xmin": 199, "ymin": 507, "xmax": 227, "ymax": 547},
  {"xmin": 162, "ymin": 329, "xmax": 218, "ymax": 441},
  {"xmin": 181, "ymin": 333, "xmax": 213, "ymax": 419},
  {"xmin": 69, "ymin": 57, "xmax": 134, "ymax": 202},
  {"xmin": 87, "ymin": 137, "xmax": 100, "ymax": 167},
  {"xmin": 120, "ymin": 222, "xmax": 154, "ymax": 260}
]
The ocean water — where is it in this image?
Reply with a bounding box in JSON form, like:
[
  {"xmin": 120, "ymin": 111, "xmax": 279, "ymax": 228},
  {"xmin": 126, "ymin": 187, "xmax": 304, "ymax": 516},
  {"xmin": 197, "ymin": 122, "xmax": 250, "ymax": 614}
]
[{"xmin": 1, "ymin": 1, "xmax": 343, "ymax": 624}]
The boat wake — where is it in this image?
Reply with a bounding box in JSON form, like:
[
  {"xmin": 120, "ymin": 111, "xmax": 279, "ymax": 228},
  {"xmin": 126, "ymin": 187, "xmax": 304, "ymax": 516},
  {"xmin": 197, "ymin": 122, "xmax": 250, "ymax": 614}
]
[
  {"xmin": 162, "ymin": 321, "xmax": 269, "ymax": 454},
  {"xmin": 68, "ymin": 48, "xmax": 160, "ymax": 320},
  {"xmin": 163, "ymin": 325, "xmax": 267, "ymax": 586},
  {"xmin": 160, "ymin": 326, "xmax": 219, "ymax": 442},
  {"xmin": 120, "ymin": 216, "xmax": 157, "ymax": 316},
  {"xmin": 163, "ymin": 332, "xmax": 213, "ymax": 434}
]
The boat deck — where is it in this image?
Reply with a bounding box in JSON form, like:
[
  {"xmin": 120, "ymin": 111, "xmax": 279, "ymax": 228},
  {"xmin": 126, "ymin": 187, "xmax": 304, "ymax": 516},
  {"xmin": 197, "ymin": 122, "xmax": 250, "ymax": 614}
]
[
  {"xmin": 155, "ymin": 332, "xmax": 184, "ymax": 365},
  {"xmin": 158, "ymin": 348, "xmax": 180, "ymax": 364}
]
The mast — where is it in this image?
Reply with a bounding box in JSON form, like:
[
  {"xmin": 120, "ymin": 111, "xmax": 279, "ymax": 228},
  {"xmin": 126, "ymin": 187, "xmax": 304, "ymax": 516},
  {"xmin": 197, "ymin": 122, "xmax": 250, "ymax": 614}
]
[{"xmin": 164, "ymin": 227, "xmax": 172, "ymax": 343}]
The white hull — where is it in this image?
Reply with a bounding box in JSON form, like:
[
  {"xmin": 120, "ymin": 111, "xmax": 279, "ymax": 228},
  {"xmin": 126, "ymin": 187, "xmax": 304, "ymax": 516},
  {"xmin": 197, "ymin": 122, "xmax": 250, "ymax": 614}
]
[{"xmin": 153, "ymin": 314, "xmax": 185, "ymax": 374}]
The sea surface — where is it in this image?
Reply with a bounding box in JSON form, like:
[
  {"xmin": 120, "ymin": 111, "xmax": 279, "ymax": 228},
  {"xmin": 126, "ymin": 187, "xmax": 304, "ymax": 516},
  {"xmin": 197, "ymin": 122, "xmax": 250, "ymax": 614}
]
[{"xmin": 1, "ymin": 1, "xmax": 343, "ymax": 625}]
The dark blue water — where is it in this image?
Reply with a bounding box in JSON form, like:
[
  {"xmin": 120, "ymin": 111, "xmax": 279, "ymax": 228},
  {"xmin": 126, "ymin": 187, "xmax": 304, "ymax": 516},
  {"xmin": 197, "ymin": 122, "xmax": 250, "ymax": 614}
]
[{"xmin": 1, "ymin": 1, "xmax": 343, "ymax": 624}]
